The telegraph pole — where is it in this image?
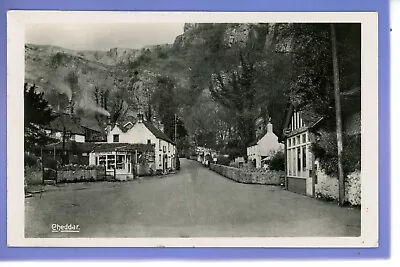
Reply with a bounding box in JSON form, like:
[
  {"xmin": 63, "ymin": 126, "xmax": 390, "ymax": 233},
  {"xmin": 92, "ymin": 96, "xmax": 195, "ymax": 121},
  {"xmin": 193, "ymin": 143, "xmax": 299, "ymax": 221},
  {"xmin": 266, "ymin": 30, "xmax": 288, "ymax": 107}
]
[
  {"xmin": 174, "ymin": 114, "xmax": 177, "ymax": 143},
  {"xmin": 330, "ymin": 23, "xmax": 345, "ymax": 206}
]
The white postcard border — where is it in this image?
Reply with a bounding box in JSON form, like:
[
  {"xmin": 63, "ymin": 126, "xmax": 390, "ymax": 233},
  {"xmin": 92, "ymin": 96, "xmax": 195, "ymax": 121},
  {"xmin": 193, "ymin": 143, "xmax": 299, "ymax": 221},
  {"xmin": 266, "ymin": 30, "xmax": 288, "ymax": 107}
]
[{"xmin": 7, "ymin": 11, "xmax": 378, "ymax": 247}]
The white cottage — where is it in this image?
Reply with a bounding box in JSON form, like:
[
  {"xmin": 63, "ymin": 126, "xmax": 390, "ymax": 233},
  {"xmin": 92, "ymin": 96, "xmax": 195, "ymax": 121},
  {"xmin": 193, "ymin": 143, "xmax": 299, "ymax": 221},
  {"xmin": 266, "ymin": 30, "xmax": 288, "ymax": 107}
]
[
  {"xmin": 88, "ymin": 114, "xmax": 176, "ymax": 180},
  {"xmin": 247, "ymin": 120, "xmax": 283, "ymax": 168}
]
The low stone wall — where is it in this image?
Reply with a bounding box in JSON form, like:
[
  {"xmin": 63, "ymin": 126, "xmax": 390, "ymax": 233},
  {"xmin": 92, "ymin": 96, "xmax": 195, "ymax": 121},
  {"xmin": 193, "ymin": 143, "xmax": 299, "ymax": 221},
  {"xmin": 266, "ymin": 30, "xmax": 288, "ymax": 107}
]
[
  {"xmin": 57, "ymin": 166, "xmax": 107, "ymax": 183},
  {"xmin": 315, "ymin": 169, "xmax": 361, "ymax": 206},
  {"xmin": 24, "ymin": 165, "xmax": 42, "ymax": 185},
  {"xmin": 209, "ymin": 164, "xmax": 283, "ymax": 185}
]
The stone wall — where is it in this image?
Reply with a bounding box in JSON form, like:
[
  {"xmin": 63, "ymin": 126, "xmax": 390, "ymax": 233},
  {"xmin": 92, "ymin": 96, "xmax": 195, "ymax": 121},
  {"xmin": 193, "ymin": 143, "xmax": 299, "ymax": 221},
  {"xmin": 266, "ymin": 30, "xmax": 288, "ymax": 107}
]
[
  {"xmin": 315, "ymin": 168, "xmax": 361, "ymax": 206},
  {"xmin": 209, "ymin": 164, "xmax": 283, "ymax": 185},
  {"xmin": 24, "ymin": 165, "xmax": 43, "ymax": 185},
  {"xmin": 57, "ymin": 168, "xmax": 107, "ymax": 183}
]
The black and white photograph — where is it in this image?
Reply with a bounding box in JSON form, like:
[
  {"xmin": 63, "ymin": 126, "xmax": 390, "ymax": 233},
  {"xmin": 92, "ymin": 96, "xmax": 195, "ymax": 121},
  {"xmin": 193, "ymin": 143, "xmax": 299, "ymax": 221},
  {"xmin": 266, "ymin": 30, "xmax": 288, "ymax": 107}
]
[{"xmin": 7, "ymin": 12, "xmax": 378, "ymax": 247}]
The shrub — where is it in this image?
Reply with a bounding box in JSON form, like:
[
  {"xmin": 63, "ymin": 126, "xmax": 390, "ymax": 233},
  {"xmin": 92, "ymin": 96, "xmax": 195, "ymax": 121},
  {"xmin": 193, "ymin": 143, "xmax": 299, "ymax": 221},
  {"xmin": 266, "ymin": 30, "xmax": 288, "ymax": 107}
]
[
  {"xmin": 268, "ymin": 150, "xmax": 285, "ymax": 171},
  {"xmin": 24, "ymin": 152, "xmax": 39, "ymax": 167},
  {"xmin": 217, "ymin": 156, "xmax": 230, "ymax": 166},
  {"xmin": 311, "ymin": 131, "xmax": 361, "ymax": 176}
]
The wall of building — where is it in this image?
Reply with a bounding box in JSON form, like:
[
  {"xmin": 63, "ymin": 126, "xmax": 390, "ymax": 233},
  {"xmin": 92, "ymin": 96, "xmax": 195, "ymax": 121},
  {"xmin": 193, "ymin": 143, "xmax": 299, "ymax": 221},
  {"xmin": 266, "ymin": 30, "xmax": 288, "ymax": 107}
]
[
  {"xmin": 210, "ymin": 164, "xmax": 283, "ymax": 185},
  {"xmin": 258, "ymin": 132, "xmax": 282, "ymax": 157},
  {"xmin": 106, "ymin": 123, "xmax": 176, "ymax": 171},
  {"xmin": 72, "ymin": 134, "xmax": 85, "ymax": 143}
]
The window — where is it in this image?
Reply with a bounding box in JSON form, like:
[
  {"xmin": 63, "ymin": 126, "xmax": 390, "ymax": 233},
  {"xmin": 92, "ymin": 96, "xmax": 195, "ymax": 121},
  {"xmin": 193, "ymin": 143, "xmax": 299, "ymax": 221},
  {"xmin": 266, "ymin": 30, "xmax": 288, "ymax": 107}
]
[
  {"xmin": 168, "ymin": 143, "xmax": 170, "ymax": 153},
  {"xmin": 107, "ymin": 154, "xmax": 115, "ymax": 170},
  {"xmin": 113, "ymin": 134, "xmax": 119, "ymax": 143},
  {"xmin": 302, "ymin": 146, "xmax": 307, "ymax": 170},
  {"xmin": 116, "ymin": 155, "xmax": 125, "ymax": 169},
  {"xmin": 159, "ymin": 154, "xmax": 161, "ymax": 166},
  {"xmin": 99, "ymin": 155, "xmax": 106, "ymax": 166},
  {"xmin": 163, "ymin": 146, "xmax": 166, "ymax": 153},
  {"xmin": 159, "ymin": 140, "xmax": 161, "ymax": 151},
  {"xmin": 147, "ymin": 139, "xmax": 151, "ymax": 144},
  {"xmin": 286, "ymin": 131, "xmax": 310, "ymax": 177}
]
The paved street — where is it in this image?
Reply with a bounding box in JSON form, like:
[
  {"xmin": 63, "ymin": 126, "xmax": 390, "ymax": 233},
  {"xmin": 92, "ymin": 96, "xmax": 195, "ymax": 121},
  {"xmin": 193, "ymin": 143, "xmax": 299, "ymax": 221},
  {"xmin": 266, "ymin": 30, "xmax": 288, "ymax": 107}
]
[{"xmin": 25, "ymin": 159, "xmax": 361, "ymax": 238}]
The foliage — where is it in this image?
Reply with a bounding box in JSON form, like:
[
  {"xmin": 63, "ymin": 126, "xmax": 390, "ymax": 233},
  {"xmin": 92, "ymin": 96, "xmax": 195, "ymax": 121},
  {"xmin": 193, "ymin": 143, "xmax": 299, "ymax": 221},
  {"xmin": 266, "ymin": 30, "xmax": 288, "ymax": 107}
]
[
  {"xmin": 311, "ymin": 130, "xmax": 361, "ymax": 176},
  {"xmin": 50, "ymin": 52, "xmax": 69, "ymax": 68},
  {"xmin": 151, "ymin": 75, "xmax": 178, "ymax": 140},
  {"xmin": 25, "ymin": 152, "xmax": 39, "ymax": 167},
  {"xmin": 268, "ymin": 150, "xmax": 285, "ymax": 171},
  {"xmin": 216, "ymin": 156, "xmax": 231, "ymax": 166},
  {"xmin": 24, "ymin": 83, "xmax": 56, "ymax": 153},
  {"xmin": 276, "ymin": 23, "xmax": 361, "ymax": 120}
]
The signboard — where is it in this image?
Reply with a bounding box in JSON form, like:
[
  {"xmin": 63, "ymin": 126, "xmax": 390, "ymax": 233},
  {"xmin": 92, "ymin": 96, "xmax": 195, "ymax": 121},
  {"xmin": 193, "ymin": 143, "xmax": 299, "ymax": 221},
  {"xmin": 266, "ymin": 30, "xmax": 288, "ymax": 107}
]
[{"xmin": 283, "ymin": 128, "xmax": 291, "ymax": 136}]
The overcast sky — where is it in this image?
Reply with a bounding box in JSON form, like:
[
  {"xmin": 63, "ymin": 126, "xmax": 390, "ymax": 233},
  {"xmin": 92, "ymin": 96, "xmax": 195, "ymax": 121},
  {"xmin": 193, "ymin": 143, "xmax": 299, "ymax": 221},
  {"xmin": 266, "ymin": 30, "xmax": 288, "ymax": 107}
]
[{"xmin": 25, "ymin": 23, "xmax": 185, "ymax": 51}]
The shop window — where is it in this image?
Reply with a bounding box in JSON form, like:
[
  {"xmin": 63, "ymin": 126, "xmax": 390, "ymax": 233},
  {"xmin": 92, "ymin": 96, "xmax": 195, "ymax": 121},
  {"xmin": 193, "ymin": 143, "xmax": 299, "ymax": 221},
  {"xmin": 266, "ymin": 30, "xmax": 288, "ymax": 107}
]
[{"xmin": 116, "ymin": 155, "xmax": 125, "ymax": 169}]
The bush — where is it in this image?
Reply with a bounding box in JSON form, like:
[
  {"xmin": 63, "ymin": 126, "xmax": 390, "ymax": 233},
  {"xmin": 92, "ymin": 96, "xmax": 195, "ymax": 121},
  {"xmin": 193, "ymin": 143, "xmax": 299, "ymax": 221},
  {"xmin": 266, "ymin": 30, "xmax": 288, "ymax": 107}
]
[
  {"xmin": 217, "ymin": 156, "xmax": 230, "ymax": 166},
  {"xmin": 25, "ymin": 153, "xmax": 39, "ymax": 167},
  {"xmin": 311, "ymin": 131, "xmax": 361, "ymax": 176},
  {"xmin": 268, "ymin": 150, "xmax": 285, "ymax": 171}
]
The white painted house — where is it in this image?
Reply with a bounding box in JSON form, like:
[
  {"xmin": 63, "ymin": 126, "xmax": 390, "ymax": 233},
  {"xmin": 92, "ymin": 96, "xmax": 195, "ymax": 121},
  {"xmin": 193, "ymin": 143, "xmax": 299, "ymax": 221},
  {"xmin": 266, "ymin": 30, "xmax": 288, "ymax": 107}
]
[
  {"xmin": 88, "ymin": 114, "xmax": 176, "ymax": 180},
  {"xmin": 247, "ymin": 120, "xmax": 283, "ymax": 168}
]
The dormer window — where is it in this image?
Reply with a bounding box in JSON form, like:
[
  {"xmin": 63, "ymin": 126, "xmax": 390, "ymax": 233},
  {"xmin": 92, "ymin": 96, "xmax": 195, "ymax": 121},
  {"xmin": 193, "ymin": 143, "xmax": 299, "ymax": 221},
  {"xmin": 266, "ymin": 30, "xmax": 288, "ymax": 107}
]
[{"xmin": 113, "ymin": 134, "xmax": 119, "ymax": 143}]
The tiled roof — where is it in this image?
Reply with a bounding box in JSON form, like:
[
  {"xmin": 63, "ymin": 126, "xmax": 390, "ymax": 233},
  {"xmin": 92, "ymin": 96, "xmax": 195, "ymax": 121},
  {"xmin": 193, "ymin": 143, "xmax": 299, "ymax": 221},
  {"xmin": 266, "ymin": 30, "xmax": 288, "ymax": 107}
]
[{"xmin": 143, "ymin": 121, "xmax": 175, "ymax": 144}]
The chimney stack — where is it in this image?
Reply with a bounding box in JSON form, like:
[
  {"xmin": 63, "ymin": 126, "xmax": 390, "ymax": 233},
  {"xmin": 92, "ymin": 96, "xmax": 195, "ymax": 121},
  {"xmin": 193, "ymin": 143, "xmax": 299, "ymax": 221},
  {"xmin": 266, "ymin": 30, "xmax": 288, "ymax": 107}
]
[
  {"xmin": 66, "ymin": 99, "xmax": 74, "ymax": 117},
  {"xmin": 106, "ymin": 115, "xmax": 111, "ymax": 136},
  {"xmin": 267, "ymin": 117, "xmax": 273, "ymax": 133},
  {"xmin": 137, "ymin": 113, "xmax": 144, "ymax": 123}
]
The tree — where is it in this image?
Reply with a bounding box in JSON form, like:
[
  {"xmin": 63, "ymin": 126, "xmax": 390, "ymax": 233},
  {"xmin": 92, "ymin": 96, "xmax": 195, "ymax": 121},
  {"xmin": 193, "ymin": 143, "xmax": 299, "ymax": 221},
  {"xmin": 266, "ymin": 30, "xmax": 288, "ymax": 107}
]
[
  {"xmin": 151, "ymin": 76, "xmax": 177, "ymax": 140},
  {"xmin": 209, "ymin": 53, "xmax": 257, "ymax": 156},
  {"xmin": 24, "ymin": 83, "xmax": 56, "ymax": 153}
]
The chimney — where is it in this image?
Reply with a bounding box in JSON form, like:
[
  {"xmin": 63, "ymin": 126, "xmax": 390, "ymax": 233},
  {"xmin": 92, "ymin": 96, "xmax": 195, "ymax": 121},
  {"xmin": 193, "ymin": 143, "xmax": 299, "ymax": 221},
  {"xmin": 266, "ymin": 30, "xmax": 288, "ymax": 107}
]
[
  {"xmin": 66, "ymin": 99, "xmax": 74, "ymax": 117},
  {"xmin": 137, "ymin": 113, "xmax": 144, "ymax": 123},
  {"xmin": 267, "ymin": 117, "xmax": 273, "ymax": 133},
  {"xmin": 106, "ymin": 115, "xmax": 111, "ymax": 136}
]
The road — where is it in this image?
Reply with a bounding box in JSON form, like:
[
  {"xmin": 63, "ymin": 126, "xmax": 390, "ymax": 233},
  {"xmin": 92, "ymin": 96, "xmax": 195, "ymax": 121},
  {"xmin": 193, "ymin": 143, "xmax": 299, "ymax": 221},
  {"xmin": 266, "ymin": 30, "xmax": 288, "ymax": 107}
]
[{"xmin": 25, "ymin": 159, "xmax": 361, "ymax": 238}]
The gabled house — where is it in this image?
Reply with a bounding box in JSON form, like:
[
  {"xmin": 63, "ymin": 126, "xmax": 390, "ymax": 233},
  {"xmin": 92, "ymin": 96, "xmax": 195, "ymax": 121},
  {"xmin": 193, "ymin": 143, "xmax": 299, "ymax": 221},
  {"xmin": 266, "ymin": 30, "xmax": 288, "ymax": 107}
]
[
  {"xmin": 88, "ymin": 114, "xmax": 177, "ymax": 180},
  {"xmin": 280, "ymin": 87, "xmax": 361, "ymax": 196},
  {"xmin": 247, "ymin": 119, "xmax": 283, "ymax": 168}
]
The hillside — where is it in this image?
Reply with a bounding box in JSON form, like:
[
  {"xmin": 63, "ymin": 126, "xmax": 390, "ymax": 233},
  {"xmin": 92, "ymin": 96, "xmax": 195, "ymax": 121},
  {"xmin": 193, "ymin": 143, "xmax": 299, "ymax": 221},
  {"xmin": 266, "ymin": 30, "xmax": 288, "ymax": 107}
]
[{"xmin": 25, "ymin": 23, "xmax": 291, "ymax": 156}]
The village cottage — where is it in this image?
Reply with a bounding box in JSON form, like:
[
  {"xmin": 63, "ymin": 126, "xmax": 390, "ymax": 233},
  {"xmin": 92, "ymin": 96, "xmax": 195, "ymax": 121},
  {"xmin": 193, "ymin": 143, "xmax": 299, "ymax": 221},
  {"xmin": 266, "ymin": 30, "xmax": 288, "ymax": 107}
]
[
  {"xmin": 88, "ymin": 114, "xmax": 176, "ymax": 180},
  {"xmin": 280, "ymin": 87, "xmax": 361, "ymax": 197},
  {"xmin": 247, "ymin": 119, "xmax": 283, "ymax": 169}
]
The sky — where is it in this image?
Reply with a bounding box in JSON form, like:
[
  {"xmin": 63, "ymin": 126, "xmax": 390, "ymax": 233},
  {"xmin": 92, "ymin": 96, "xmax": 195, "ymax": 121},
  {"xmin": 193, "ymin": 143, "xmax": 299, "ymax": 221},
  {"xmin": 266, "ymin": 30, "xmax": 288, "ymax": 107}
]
[{"xmin": 25, "ymin": 23, "xmax": 185, "ymax": 51}]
